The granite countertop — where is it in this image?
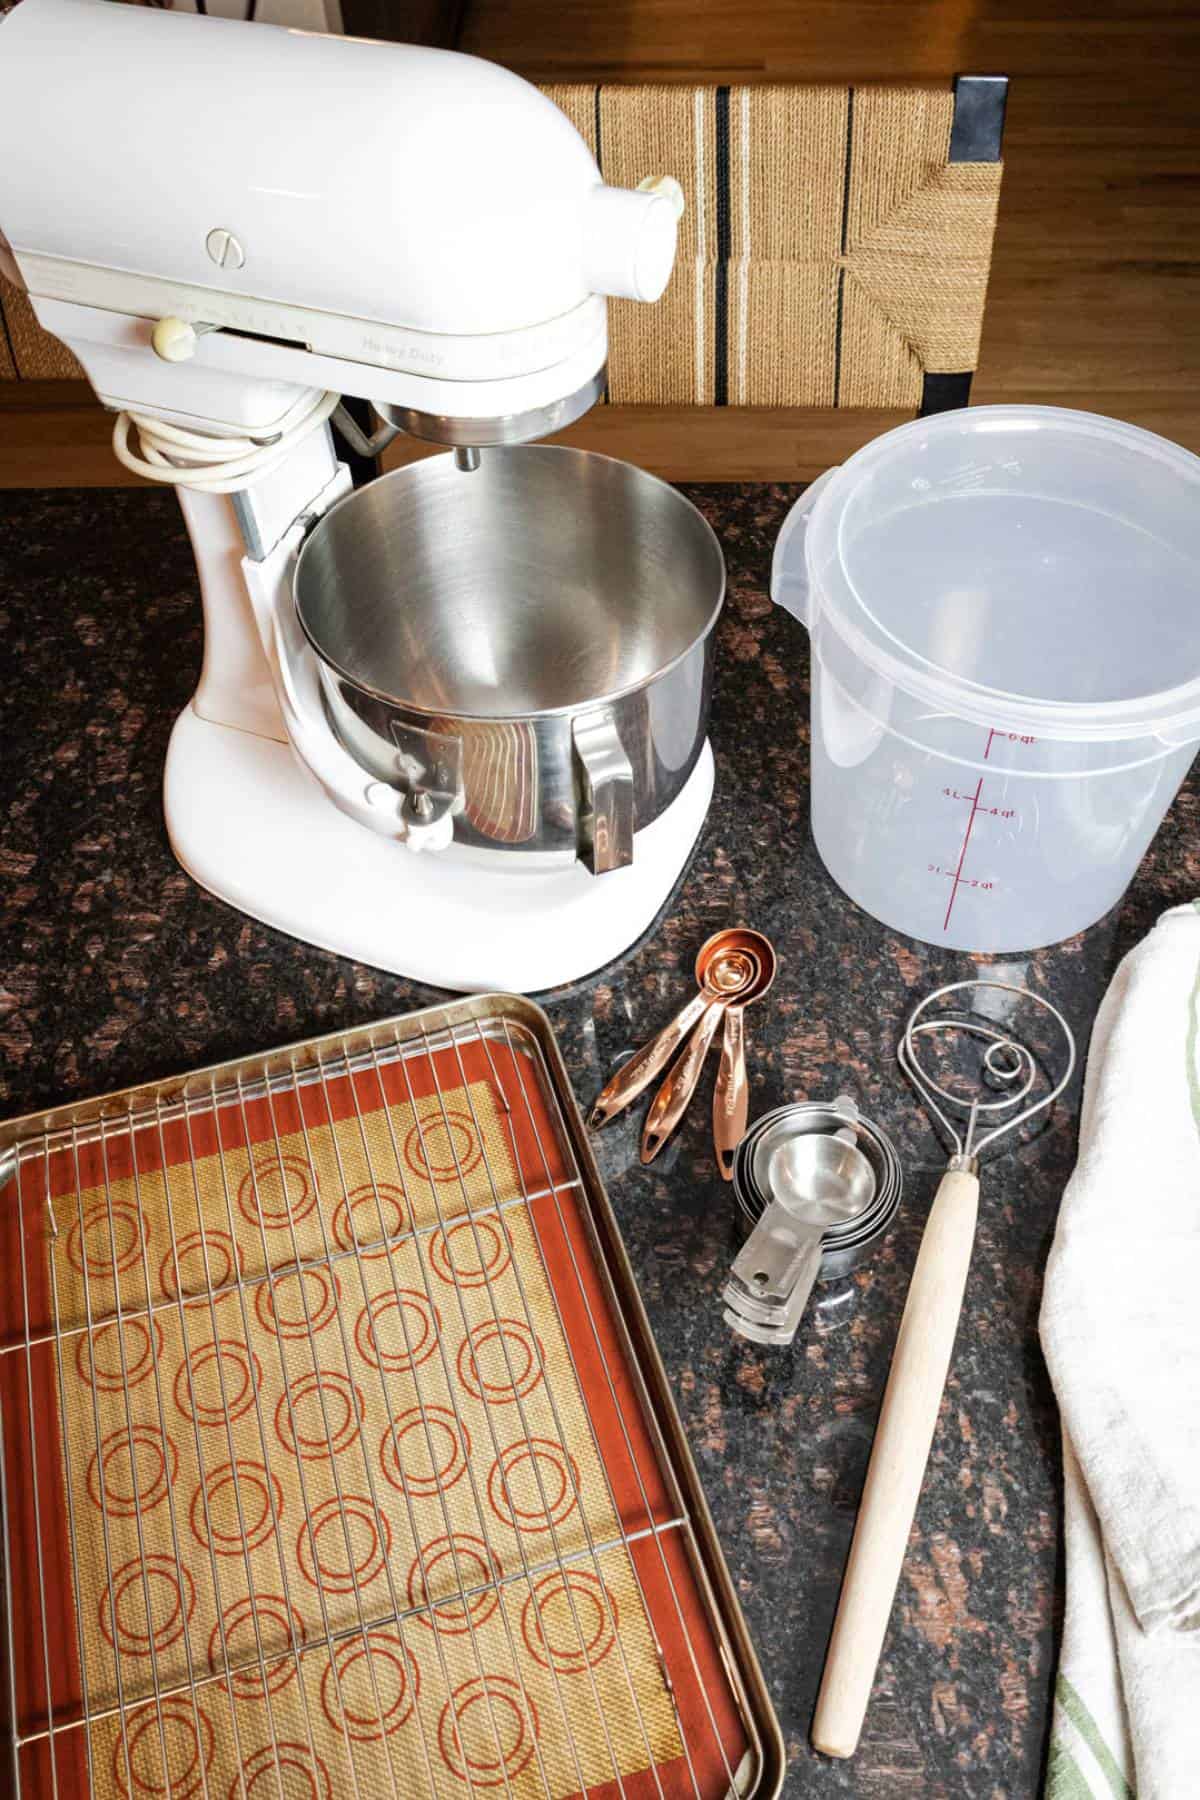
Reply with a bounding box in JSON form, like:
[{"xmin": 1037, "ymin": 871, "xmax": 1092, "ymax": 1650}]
[{"xmin": 1, "ymin": 482, "xmax": 1197, "ymax": 1798}]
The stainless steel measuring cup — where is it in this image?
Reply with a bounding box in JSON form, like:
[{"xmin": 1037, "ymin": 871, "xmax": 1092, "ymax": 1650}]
[{"xmin": 723, "ymin": 1097, "xmax": 902, "ymax": 1346}]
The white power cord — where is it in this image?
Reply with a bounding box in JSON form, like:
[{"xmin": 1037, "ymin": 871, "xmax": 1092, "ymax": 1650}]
[{"xmin": 111, "ymin": 388, "xmax": 340, "ymax": 494}]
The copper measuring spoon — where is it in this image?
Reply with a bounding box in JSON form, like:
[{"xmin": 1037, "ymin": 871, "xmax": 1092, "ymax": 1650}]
[
  {"xmin": 640, "ymin": 929, "xmax": 767, "ymax": 1165},
  {"xmin": 589, "ymin": 931, "xmax": 754, "ymax": 1130},
  {"xmin": 713, "ymin": 933, "xmax": 778, "ymax": 1180}
]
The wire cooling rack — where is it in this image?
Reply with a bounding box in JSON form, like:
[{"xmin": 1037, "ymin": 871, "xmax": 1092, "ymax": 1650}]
[{"xmin": 0, "ymin": 995, "xmax": 783, "ymax": 1800}]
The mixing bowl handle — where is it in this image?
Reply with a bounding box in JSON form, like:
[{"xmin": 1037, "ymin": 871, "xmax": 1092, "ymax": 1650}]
[
  {"xmin": 574, "ymin": 709, "xmax": 635, "ymax": 875},
  {"xmin": 770, "ymin": 465, "xmax": 838, "ymax": 629}
]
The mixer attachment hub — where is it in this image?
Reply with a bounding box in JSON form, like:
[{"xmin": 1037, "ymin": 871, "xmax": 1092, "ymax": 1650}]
[{"xmin": 377, "ymin": 367, "xmax": 607, "ymax": 449}]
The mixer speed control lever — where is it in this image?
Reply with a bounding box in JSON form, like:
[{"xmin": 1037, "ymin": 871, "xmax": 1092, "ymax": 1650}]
[{"xmin": 151, "ymin": 316, "xmax": 221, "ymax": 363}]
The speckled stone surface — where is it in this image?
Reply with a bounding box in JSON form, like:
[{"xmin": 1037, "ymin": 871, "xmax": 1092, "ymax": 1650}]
[{"xmin": 1, "ymin": 482, "xmax": 1198, "ymax": 1798}]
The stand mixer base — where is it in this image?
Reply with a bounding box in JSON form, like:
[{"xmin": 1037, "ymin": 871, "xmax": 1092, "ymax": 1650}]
[{"xmin": 163, "ymin": 706, "xmax": 713, "ymax": 992}]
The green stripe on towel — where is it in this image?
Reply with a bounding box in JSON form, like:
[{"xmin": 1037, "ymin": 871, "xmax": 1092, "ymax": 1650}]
[
  {"xmin": 1054, "ymin": 1677, "xmax": 1135, "ymax": 1800},
  {"xmin": 1046, "ymin": 1733, "xmax": 1098, "ymax": 1800}
]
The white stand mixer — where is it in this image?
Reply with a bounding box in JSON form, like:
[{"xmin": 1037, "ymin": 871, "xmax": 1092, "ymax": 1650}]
[{"xmin": 0, "ymin": 0, "xmax": 711, "ymax": 992}]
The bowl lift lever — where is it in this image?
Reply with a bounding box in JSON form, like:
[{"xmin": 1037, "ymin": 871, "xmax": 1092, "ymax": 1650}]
[{"xmin": 0, "ymin": 0, "xmax": 692, "ymax": 988}]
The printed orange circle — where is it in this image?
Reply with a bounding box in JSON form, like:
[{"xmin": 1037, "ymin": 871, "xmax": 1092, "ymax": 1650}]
[
  {"xmin": 430, "ymin": 1216, "xmax": 511, "ymax": 1290},
  {"xmin": 86, "ymin": 1425, "xmax": 177, "ymax": 1520},
  {"xmin": 100, "ymin": 1554, "xmax": 196, "ymax": 1659},
  {"xmin": 297, "ymin": 1494, "xmax": 391, "ymax": 1596},
  {"xmin": 67, "ymin": 1199, "xmax": 147, "ymax": 1280},
  {"xmin": 189, "ymin": 1460, "xmax": 282, "ymax": 1558},
  {"xmin": 332, "ymin": 1182, "xmax": 407, "ymax": 1259},
  {"xmin": 457, "ymin": 1317, "xmax": 544, "ymax": 1406},
  {"xmin": 521, "ymin": 1569, "xmax": 619, "ymax": 1674},
  {"xmin": 254, "ymin": 1265, "xmax": 340, "ymax": 1340},
  {"xmin": 174, "ymin": 1337, "xmax": 262, "ymax": 1429},
  {"xmin": 210, "ymin": 1593, "xmax": 307, "ymax": 1699},
  {"xmin": 160, "ymin": 1228, "xmax": 244, "ymax": 1304},
  {"xmin": 354, "ymin": 1288, "xmax": 441, "ymax": 1375},
  {"xmin": 407, "ymin": 1534, "xmax": 504, "ymax": 1635},
  {"xmin": 234, "ymin": 1742, "xmax": 331, "ymax": 1800},
  {"xmin": 487, "ymin": 1439, "xmax": 580, "ymax": 1535},
  {"xmin": 320, "ymin": 1629, "xmax": 420, "ymax": 1741},
  {"xmin": 438, "ymin": 1675, "xmax": 539, "ymax": 1787},
  {"xmin": 404, "ymin": 1109, "xmax": 483, "ymax": 1184},
  {"xmin": 75, "ymin": 1315, "xmax": 164, "ymax": 1394},
  {"xmin": 275, "ymin": 1368, "xmax": 364, "ymax": 1462},
  {"xmin": 380, "ymin": 1405, "xmax": 470, "ymax": 1500},
  {"xmin": 112, "ymin": 1700, "xmax": 213, "ymax": 1799},
  {"xmin": 237, "ymin": 1154, "xmax": 318, "ymax": 1231}
]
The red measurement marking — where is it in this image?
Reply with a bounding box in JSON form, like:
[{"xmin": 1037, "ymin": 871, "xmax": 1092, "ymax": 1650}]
[
  {"xmin": 938, "ymin": 727, "xmax": 1030, "ymax": 928},
  {"xmin": 943, "ymin": 790, "xmax": 1014, "ymax": 815},
  {"xmin": 985, "ymin": 728, "xmax": 1036, "ymax": 759},
  {"xmin": 927, "ymin": 868, "xmax": 996, "ymax": 891},
  {"xmin": 943, "ymin": 776, "xmax": 983, "ymax": 932}
]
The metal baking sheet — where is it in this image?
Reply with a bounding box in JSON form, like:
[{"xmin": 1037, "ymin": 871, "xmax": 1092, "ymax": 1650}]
[{"xmin": 0, "ymin": 994, "xmax": 784, "ymax": 1799}]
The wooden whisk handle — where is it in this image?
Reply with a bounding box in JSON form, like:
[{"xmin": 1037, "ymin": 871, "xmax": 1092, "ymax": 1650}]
[{"xmin": 812, "ymin": 1165, "xmax": 980, "ymax": 1759}]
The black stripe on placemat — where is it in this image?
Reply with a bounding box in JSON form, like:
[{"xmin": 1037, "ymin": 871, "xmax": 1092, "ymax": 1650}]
[
  {"xmin": 833, "ymin": 86, "xmax": 855, "ymax": 407},
  {"xmin": 714, "ymin": 85, "xmax": 732, "ymax": 406},
  {"xmin": 949, "ymin": 74, "xmax": 1008, "ymax": 163},
  {"xmin": 0, "ymin": 298, "xmax": 16, "ymax": 377},
  {"xmin": 594, "ymin": 85, "xmax": 611, "ymax": 403},
  {"xmin": 919, "ymin": 371, "xmax": 973, "ymax": 416}
]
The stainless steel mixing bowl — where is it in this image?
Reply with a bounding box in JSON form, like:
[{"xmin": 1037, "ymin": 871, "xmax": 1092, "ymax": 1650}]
[{"xmin": 293, "ymin": 445, "xmax": 725, "ymax": 872}]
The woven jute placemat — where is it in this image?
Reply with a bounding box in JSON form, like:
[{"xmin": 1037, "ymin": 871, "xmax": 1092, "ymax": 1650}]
[{"xmin": 547, "ymin": 82, "xmax": 1001, "ymax": 411}]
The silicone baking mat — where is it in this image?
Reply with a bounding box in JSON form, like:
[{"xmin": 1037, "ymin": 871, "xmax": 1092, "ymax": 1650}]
[{"xmin": 0, "ymin": 999, "xmax": 782, "ymax": 1799}]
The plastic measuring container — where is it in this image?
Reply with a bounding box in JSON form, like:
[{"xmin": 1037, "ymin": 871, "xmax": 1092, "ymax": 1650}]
[{"xmin": 771, "ymin": 406, "xmax": 1200, "ymax": 952}]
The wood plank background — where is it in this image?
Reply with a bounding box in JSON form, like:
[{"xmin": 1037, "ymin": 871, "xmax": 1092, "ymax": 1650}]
[{"xmin": 2, "ymin": 0, "xmax": 1197, "ymax": 485}]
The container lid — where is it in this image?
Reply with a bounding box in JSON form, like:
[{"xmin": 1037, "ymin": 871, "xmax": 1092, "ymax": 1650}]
[{"xmin": 797, "ymin": 406, "xmax": 1200, "ymax": 744}]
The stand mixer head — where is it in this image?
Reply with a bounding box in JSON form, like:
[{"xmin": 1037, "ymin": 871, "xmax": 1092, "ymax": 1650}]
[{"xmin": 0, "ymin": 0, "xmax": 681, "ymax": 456}]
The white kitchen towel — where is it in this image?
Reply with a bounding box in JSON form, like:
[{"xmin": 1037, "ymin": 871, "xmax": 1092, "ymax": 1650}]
[{"xmin": 1041, "ymin": 901, "xmax": 1200, "ymax": 1799}]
